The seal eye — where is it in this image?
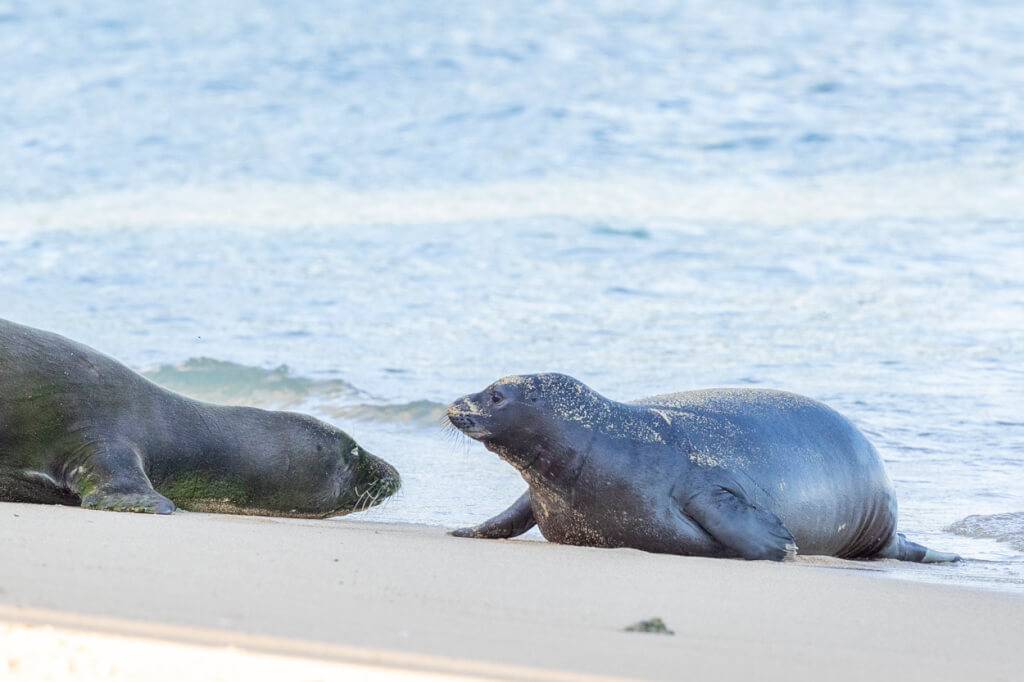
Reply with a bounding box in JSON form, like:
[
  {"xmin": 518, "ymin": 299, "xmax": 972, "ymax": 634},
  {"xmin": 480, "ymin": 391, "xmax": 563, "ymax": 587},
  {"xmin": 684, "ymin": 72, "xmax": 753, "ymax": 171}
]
[{"xmin": 491, "ymin": 391, "xmax": 505, "ymax": 405}]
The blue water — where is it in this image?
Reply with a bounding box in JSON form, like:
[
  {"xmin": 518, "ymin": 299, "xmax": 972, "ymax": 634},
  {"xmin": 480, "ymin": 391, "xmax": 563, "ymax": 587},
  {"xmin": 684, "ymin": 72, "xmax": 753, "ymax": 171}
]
[{"xmin": 2, "ymin": 1, "xmax": 1024, "ymax": 592}]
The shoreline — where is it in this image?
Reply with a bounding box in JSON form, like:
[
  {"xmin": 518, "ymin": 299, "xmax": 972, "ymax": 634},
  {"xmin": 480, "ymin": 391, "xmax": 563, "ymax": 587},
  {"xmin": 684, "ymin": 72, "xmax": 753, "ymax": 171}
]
[{"xmin": 2, "ymin": 502, "xmax": 1022, "ymax": 681}]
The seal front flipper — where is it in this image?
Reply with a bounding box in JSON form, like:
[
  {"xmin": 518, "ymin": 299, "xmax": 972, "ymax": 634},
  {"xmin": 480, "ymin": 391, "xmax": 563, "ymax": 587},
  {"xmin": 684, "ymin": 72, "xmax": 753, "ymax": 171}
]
[
  {"xmin": 67, "ymin": 441, "xmax": 175, "ymax": 514},
  {"xmin": 451, "ymin": 489, "xmax": 536, "ymax": 539},
  {"xmin": 676, "ymin": 480, "xmax": 795, "ymax": 561}
]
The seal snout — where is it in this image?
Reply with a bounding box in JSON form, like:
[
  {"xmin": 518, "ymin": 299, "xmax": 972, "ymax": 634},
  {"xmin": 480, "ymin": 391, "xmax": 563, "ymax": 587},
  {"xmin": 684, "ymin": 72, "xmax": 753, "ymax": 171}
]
[
  {"xmin": 334, "ymin": 446, "xmax": 402, "ymax": 515},
  {"xmin": 369, "ymin": 455, "xmax": 402, "ymax": 496},
  {"xmin": 355, "ymin": 447, "xmax": 401, "ymax": 493},
  {"xmin": 446, "ymin": 396, "xmax": 491, "ymax": 439}
]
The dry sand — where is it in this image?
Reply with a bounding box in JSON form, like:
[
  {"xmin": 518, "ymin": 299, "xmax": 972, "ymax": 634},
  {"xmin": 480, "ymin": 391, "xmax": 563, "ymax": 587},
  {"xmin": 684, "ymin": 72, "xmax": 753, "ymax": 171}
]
[{"xmin": 1, "ymin": 502, "xmax": 1022, "ymax": 681}]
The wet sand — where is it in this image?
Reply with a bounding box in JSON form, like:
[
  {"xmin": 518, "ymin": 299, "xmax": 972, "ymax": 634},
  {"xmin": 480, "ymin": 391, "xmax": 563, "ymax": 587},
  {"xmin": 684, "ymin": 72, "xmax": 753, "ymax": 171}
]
[{"xmin": 1, "ymin": 502, "xmax": 1021, "ymax": 681}]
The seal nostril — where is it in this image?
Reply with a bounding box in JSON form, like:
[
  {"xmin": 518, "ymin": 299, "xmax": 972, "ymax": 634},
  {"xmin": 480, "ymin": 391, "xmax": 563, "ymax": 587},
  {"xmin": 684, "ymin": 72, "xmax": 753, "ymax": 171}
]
[{"xmin": 448, "ymin": 414, "xmax": 477, "ymax": 432}]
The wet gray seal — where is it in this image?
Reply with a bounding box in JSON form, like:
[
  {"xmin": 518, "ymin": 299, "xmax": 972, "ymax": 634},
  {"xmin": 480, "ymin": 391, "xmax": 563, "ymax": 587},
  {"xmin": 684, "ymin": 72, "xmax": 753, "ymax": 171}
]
[
  {"xmin": 0, "ymin": 319, "xmax": 400, "ymax": 516},
  {"xmin": 447, "ymin": 373, "xmax": 958, "ymax": 562}
]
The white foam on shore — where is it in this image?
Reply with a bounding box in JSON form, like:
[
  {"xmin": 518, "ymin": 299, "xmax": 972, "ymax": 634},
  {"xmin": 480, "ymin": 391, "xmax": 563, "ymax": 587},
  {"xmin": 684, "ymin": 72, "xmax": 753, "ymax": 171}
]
[{"xmin": 1, "ymin": 165, "xmax": 1022, "ymax": 233}]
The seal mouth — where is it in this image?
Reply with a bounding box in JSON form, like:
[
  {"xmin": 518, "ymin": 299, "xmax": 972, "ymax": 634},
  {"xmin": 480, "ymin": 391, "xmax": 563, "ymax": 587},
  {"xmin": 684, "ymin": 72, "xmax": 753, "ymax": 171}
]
[{"xmin": 333, "ymin": 477, "xmax": 397, "ymax": 516}]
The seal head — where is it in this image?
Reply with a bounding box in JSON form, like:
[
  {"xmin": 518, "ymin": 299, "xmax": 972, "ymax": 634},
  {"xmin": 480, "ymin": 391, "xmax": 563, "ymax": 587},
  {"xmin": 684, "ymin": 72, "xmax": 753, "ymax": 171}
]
[
  {"xmin": 158, "ymin": 408, "xmax": 402, "ymax": 517},
  {"xmin": 447, "ymin": 373, "xmax": 603, "ymax": 485}
]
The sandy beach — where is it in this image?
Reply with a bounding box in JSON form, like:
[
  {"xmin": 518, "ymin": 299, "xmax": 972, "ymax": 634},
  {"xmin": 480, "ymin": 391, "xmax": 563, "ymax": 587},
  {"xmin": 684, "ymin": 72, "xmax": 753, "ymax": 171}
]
[{"xmin": 0, "ymin": 503, "xmax": 1021, "ymax": 681}]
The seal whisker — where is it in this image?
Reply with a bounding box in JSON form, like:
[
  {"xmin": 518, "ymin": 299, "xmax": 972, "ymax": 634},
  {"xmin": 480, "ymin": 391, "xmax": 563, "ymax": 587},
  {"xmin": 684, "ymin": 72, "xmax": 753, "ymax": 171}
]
[
  {"xmin": 360, "ymin": 483, "xmax": 384, "ymax": 513},
  {"xmin": 358, "ymin": 487, "xmax": 373, "ymax": 512},
  {"xmin": 378, "ymin": 487, "xmax": 402, "ymax": 508},
  {"xmin": 348, "ymin": 486, "xmax": 369, "ymax": 513},
  {"xmin": 441, "ymin": 420, "xmax": 466, "ymax": 445}
]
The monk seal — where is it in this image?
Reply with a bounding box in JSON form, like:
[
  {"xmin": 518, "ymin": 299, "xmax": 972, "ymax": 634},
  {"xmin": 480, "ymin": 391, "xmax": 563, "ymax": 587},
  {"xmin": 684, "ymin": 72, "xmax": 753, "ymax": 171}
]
[
  {"xmin": 0, "ymin": 319, "xmax": 400, "ymax": 516},
  {"xmin": 447, "ymin": 373, "xmax": 958, "ymax": 562}
]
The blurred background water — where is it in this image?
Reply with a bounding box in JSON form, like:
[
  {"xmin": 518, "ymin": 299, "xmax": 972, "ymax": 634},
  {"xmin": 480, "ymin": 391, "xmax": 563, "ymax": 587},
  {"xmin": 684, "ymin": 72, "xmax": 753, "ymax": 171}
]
[{"xmin": 1, "ymin": 1, "xmax": 1023, "ymax": 592}]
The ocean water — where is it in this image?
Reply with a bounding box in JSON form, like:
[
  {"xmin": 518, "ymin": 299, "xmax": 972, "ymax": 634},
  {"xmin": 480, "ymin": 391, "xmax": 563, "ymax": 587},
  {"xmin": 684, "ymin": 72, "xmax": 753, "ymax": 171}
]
[{"xmin": 2, "ymin": 1, "xmax": 1023, "ymax": 592}]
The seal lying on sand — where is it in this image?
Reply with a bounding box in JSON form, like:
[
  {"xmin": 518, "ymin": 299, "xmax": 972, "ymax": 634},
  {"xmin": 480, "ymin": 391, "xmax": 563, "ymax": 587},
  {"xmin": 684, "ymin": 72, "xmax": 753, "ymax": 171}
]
[
  {"xmin": 0, "ymin": 319, "xmax": 400, "ymax": 516},
  {"xmin": 448, "ymin": 373, "xmax": 958, "ymax": 562}
]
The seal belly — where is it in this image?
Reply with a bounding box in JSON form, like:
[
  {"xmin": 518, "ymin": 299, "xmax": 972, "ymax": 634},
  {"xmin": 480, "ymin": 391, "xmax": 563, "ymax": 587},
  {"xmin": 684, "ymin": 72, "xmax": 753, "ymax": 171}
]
[
  {"xmin": 669, "ymin": 395, "xmax": 898, "ymax": 558},
  {"xmin": 527, "ymin": 386, "xmax": 889, "ymax": 558},
  {"xmin": 761, "ymin": 428, "xmax": 896, "ymax": 558}
]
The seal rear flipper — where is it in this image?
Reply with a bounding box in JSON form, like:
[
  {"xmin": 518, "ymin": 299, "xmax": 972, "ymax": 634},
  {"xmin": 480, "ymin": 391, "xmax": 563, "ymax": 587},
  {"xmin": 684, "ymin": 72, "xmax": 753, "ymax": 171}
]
[
  {"xmin": 875, "ymin": 532, "xmax": 961, "ymax": 563},
  {"xmin": 451, "ymin": 489, "xmax": 535, "ymax": 539},
  {"xmin": 68, "ymin": 441, "xmax": 175, "ymax": 514},
  {"xmin": 678, "ymin": 484, "xmax": 796, "ymax": 561}
]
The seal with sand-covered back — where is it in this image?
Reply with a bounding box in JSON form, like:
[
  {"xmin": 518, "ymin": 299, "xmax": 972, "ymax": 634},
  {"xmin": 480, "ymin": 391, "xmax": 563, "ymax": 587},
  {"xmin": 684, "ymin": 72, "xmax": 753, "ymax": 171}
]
[
  {"xmin": 447, "ymin": 373, "xmax": 959, "ymax": 562},
  {"xmin": 0, "ymin": 319, "xmax": 400, "ymax": 516}
]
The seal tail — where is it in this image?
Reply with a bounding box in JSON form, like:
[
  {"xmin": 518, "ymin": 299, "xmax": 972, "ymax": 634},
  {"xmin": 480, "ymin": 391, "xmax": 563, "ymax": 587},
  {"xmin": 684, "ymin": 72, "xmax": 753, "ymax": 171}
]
[{"xmin": 877, "ymin": 532, "xmax": 961, "ymax": 563}]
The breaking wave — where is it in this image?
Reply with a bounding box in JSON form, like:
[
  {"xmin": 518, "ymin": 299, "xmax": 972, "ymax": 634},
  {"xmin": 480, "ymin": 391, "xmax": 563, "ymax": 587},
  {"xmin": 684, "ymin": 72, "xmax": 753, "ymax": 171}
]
[
  {"xmin": 142, "ymin": 358, "xmax": 446, "ymax": 427},
  {"xmin": 143, "ymin": 358, "xmax": 365, "ymax": 406},
  {"xmin": 322, "ymin": 400, "xmax": 447, "ymax": 426},
  {"xmin": 946, "ymin": 513, "xmax": 1024, "ymax": 553}
]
